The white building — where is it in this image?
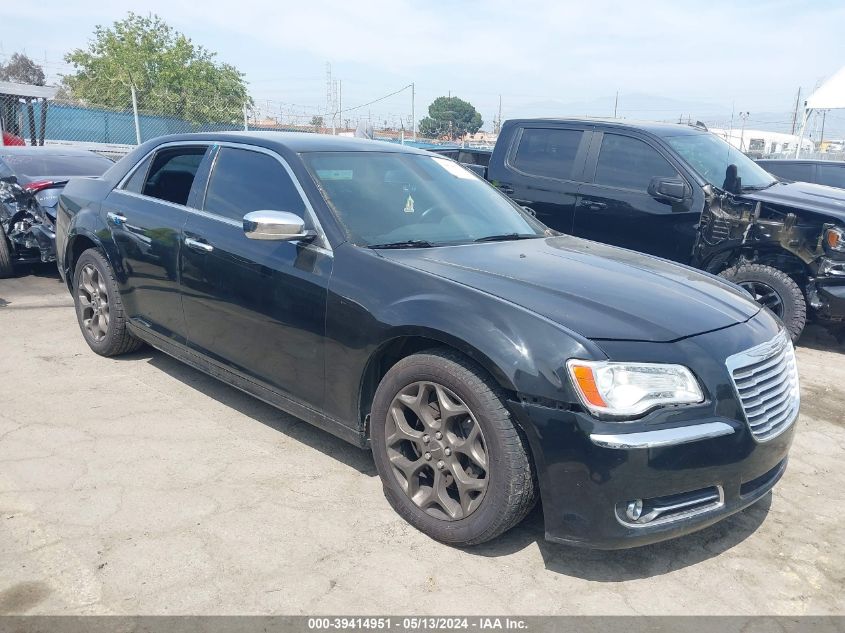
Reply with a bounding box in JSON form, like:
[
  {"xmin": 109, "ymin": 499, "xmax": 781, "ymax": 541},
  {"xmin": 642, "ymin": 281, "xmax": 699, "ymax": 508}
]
[{"xmin": 709, "ymin": 127, "xmax": 813, "ymax": 158}]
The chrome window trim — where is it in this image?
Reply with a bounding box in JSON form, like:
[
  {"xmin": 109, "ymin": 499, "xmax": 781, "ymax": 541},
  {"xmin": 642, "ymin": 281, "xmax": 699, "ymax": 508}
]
[
  {"xmin": 589, "ymin": 421, "xmax": 735, "ymax": 449},
  {"xmin": 113, "ymin": 139, "xmax": 332, "ymax": 253}
]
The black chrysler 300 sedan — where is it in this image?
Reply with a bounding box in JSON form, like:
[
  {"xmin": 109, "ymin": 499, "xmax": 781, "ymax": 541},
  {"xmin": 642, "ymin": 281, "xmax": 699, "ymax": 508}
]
[{"xmin": 55, "ymin": 132, "xmax": 799, "ymax": 548}]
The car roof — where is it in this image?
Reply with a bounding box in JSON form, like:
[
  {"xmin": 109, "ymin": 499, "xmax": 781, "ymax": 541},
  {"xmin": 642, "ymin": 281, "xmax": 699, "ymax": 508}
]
[
  {"xmin": 149, "ymin": 131, "xmax": 433, "ymax": 155},
  {"xmin": 0, "ymin": 146, "xmax": 107, "ymax": 157},
  {"xmin": 505, "ymin": 117, "xmax": 707, "ymax": 137}
]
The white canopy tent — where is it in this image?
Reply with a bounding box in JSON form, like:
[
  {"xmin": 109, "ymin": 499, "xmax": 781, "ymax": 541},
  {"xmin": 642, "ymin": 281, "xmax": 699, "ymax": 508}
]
[{"xmin": 796, "ymin": 66, "xmax": 845, "ymax": 157}]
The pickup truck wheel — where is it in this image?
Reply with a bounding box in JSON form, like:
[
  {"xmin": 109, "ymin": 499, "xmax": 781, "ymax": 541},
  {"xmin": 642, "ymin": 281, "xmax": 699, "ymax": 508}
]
[
  {"xmin": 73, "ymin": 249, "xmax": 143, "ymax": 356},
  {"xmin": 370, "ymin": 349, "xmax": 537, "ymax": 546},
  {"xmin": 720, "ymin": 263, "xmax": 806, "ymax": 342},
  {"xmin": 0, "ymin": 224, "xmax": 14, "ymax": 278}
]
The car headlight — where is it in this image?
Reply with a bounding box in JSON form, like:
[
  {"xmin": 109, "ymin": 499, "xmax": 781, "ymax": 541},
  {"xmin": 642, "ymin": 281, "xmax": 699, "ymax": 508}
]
[
  {"xmin": 825, "ymin": 226, "xmax": 845, "ymax": 252},
  {"xmin": 566, "ymin": 360, "xmax": 704, "ymax": 418}
]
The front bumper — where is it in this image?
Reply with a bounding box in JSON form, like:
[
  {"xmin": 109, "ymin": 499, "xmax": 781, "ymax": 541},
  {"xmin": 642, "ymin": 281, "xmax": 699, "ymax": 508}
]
[
  {"xmin": 508, "ymin": 312, "xmax": 795, "ymax": 549},
  {"xmin": 508, "ymin": 402, "xmax": 793, "ymax": 549}
]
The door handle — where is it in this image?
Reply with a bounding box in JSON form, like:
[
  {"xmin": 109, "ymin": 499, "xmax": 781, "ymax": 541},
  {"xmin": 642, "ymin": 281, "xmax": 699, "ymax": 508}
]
[
  {"xmin": 184, "ymin": 237, "xmax": 214, "ymax": 253},
  {"xmin": 107, "ymin": 211, "xmax": 127, "ymax": 226},
  {"xmin": 581, "ymin": 201, "xmax": 607, "ymax": 211}
]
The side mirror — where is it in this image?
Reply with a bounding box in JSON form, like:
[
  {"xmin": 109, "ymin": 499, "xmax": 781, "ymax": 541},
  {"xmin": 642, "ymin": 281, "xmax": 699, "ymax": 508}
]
[
  {"xmin": 648, "ymin": 177, "xmax": 687, "ymax": 203},
  {"xmin": 243, "ymin": 210, "xmax": 315, "ymax": 241}
]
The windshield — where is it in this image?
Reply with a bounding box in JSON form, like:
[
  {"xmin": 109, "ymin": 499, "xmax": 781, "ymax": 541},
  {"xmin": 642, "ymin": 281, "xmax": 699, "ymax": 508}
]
[
  {"xmin": 302, "ymin": 151, "xmax": 546, "ymax": 247},
  {"xmin": 662, "ymin": 132, "xmax": 776, "ymax": 193},
  {"xmin": 1, "ymin": 153, "xmax": 114, "ymax": 178}
]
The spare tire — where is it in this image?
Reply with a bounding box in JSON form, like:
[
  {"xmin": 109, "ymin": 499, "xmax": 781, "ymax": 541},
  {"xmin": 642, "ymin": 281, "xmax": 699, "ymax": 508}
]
[{"xmin": 720, "ymin": 263, "xmax": 806, "ymax": 342}]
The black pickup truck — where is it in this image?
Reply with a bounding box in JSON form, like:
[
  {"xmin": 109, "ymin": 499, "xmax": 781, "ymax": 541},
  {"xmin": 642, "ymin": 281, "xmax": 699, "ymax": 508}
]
[{"xmin": 467, "ymin": 118, "xmax": 845, "ymax": 341}]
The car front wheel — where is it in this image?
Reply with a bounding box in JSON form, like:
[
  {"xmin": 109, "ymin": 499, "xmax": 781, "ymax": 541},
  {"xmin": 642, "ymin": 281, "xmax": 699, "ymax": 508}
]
[
  {"xmin": 720, "ymin": 263, "xmax": 807, "ymax": 342},
  {"xmin": 0, "ymin": 224, "xmax": 14, "ymax": 278},
  {"xmin": 370, "ymin": 349, "xmax": 537, "ymax": 545}
]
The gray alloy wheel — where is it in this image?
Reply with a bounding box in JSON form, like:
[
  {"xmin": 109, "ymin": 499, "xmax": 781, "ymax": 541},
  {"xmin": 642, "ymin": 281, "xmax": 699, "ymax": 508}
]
[
  {"xmin": 386, "ymin": 380, "xmax": 489, "ymax": 520},
  {"xmin": 77, "ymin": 263, "xmax": 111, "ymax": 341}
]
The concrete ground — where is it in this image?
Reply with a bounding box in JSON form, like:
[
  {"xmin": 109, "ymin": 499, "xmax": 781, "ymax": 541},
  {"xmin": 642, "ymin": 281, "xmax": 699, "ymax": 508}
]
[{"xmin": 0, "ymin": 265, "xmax": 843, "ymax": 616}]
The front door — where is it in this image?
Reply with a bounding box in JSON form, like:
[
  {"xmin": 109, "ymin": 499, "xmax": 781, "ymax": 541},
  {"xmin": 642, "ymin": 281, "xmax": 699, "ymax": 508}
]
[
  {"xmin": 180, "ymin": 145, "xmax": 332, "ymax": 410},
  {"xmin": 104, "ymin": 144, "xmax": 210, "ymax": 342},
  {"xmin": 574, "ymin": 132, "xmax": 700, "ymax": 263}
]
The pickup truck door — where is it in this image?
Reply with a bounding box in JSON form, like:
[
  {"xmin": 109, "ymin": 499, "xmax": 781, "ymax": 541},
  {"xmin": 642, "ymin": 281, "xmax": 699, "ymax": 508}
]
[
  {"xmin": 492, "ymin": 125, "xmax": 591, "ymax": 234},
  {"xmin": 573, "ymin": 131, "xmax": 700, "ymax": 264},
  {"xmin": 179, "ymin": 144, "xmax": 332, "ymax": 411},
  {"xmin": 104, "ymin": 143, "xmax": 211, "ymax": 343}
]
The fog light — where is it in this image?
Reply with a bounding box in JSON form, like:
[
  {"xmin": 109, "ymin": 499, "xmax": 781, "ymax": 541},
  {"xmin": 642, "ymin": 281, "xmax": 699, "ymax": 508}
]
[{"xmin": 626, "ymin": 499, "xmax": 643, "ymax": 521}]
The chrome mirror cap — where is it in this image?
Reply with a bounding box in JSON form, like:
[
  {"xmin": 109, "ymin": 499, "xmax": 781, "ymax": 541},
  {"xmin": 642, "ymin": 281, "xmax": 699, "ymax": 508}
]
[{"xmin": 243, "ymin": 210, "xmax": 312, "ymax": 241}]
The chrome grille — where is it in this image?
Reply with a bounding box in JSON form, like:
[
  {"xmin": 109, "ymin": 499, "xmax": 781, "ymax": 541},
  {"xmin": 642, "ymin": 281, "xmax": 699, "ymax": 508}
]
[{"xmin": 726, "ymin": 330, "xmax": 800, "ymax": 441}]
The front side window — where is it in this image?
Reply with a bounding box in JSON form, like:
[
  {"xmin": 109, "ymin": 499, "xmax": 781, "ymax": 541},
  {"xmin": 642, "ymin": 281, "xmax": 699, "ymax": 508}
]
[
  {"xmin": 761, "ymin": 162, "xmax": 814, "ymax": 183},
  {"xmin": 511, "ymin": 128, "xmax": 583, "ymax": 179},
  {"xmin": 594, "ymin": 134, "xmax": 679, "ymax": 191},
  {"xmin": 204, "ymin": 147, "xmax": 306, "ymax": 221},
  {"xmin": 303, "ymin": 151, "xmax": 545, "ymax": 247},
  {"xmin": 141, "ymin": 147, "xmax": 208, "ymax": 206},
  {"xmin": 662, "ymin": 132, "xmax": 776, "ymax": 193}
]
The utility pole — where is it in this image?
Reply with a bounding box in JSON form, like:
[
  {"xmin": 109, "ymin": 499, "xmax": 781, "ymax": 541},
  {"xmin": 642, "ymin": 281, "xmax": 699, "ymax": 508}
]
[
  {"xmin": 496, "ymin": 94, "xmax": 502, "ymax": 134},
  {"xmin": 739, "ymin": 112, "xmax": 750, "ymax": 152},
  {"xmin": 411, "ymin": 82, "xmax": 416, "ymax": 141},
  {"xmin": 613, "ymin": 91, "xmax": 619, "ymax": 118},
  {"xmin": 790, "ymin": 87, "xmax": 802, "ymax": 135},
  {"xmin": 820, "ymin": 109, "xmax": 827, "ymax": 150},
  {"xmin": 130, "ymin": 81, "xmax": 142, "ymax": 144}
]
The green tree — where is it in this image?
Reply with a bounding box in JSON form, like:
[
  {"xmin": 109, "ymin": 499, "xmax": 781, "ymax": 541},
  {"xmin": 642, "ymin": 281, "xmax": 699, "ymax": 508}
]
[
  {"xmin": 0, "ymin": 53, "xmax": 46, "ymax": 85},
  {"xmin": 310, "ymin": 115, "xmax": 324, "ymax": 129},
  {"xmin": 418, "ymin": 96, "xmax": 483, "ymax": 140},
  {"xmin": 61, "ymin": 13, "xmax": 250, "ymax": 124}
]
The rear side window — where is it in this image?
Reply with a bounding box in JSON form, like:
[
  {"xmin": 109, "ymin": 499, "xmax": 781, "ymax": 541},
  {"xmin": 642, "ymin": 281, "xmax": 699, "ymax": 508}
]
[
  {"xmin": 760, "ymin": 162, "xmax": 814, "ymax": 183},
  {"xmin": 122, "ymin": 154, "xmax": 153, "ymax": 194},
  {"xmin": 816, "ymin": 164, "xmax": 845, "ymax": 189},
  {"xmin": 141, "ymin": 147, "xmax": 207, "ymax": 206},
  {"xmin": 203, "ymin": 147, "xmax": 306, "ymax": 221},
  {"xmin": 595, "ymin": 134, "xmax": 678, "ymax": 191},
  {"xmin": 511, "ymin": 128, "xmax": 583, "ymax": 179}
]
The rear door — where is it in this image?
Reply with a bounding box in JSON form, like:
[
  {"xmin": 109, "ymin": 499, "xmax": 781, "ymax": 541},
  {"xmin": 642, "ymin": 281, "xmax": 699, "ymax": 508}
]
[
  {"xmin": 104, "ymin": 143, "xmax": 210, "ymax": 342},
  {"xmin": 573, "ymin": 131, "xmax": 699, "ymax": 263},
  {"xmin": 180, "ymin": 144, "xmax": 332, "ymax": 410},
  {"xmin": 495, "ymin": 125, "xmax": 590, "ymax": 233}
]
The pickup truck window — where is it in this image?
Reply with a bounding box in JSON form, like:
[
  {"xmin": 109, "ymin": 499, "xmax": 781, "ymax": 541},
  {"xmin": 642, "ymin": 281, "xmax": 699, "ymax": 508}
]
[
  {"xmin": 511, "ymin": 128, "xmax": 582, "ymax": 179},
  {"xmin": 204, "ymin": 147, "xmax": 306, "ymax": 221},
  {"xmin": 595, "ymin": 134, "xmax": 678, "ymax": 191},
  {"xmin": 759, "ymin": 161, "xmax": 814, "ymax": 183}
]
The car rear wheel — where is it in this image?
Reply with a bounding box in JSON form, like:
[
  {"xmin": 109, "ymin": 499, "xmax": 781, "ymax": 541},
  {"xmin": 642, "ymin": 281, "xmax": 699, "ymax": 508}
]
[
  {"xmin": 73, "ymin": 249, "xmax": 143, "ymax": 356},
  {"xmin": 720, "ymin": 263, "xmax": 806, "ymax": 342},
  {"xmin": 370, "ymin": 348, "xmax": 537, "ymax": 545},
  {"xmin": 0, "ymin": 224, "xmax": 14, "ymax": 278}
]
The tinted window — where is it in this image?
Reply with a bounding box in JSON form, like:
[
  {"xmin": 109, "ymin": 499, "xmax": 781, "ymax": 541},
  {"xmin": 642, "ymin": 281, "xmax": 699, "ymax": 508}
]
[
  {"xmin": 142, "ymin": 147, "xmax": 207, "ymax": 206},
  {"xmin": 204, "ymin": 148, "xmax": 305, "ymax": 221},
  {"xmin": 759, "ymin": 162, "xmax": 814, "ymax": 183},
  {"xmin": 816, "ymin": 164, "xmax": 845, "ymax": 189},
  {"xmin": 512, "ymin": 128, "xmax": 582, "ymax": 179},
  {"xmin": 122, "ymin": 154, "xmax": 153, "ymax": 194},
  {"xmin": 0, "ymin": 153, "xmax": 113, "ymax": 177},
  {"xmin": 595, "ymin": 134, "xmax": 678, "ymax": 191}
]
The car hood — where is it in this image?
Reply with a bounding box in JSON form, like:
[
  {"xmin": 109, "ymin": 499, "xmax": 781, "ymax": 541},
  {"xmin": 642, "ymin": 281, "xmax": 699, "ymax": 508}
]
[
  {"xmin": 742, "ymin": 181, "xmax": 845, "ymax": 222},
  {"xmin": 379, "ymin": 236, "xmax": 760, "ymax": 342}
]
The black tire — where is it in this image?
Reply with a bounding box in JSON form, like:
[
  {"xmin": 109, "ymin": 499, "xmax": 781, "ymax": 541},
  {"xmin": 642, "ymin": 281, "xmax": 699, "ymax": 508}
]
[
  {"xmin": 720, "ymin": 263, "xmax": 806, "ymax": 342},
  {"xmin": 0, "ymin": 224, "xmax": 14, "ymax": 279},
  {"xmin": 370, "ymin": 348, "xmax": 537, "ymax": 546},
  {"xmin": 73, "ymin": 249, "xmax": 143, "ymax": 356}
]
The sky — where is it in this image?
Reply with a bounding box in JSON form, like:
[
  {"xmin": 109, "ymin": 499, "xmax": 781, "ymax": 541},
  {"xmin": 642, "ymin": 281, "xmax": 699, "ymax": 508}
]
[{"xmin": 3, "ymin": 0, "xmax": 845, "ymax": 135}]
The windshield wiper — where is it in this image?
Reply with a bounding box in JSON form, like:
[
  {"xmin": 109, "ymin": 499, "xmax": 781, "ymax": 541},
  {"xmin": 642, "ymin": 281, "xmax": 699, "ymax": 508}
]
[
  {"xmin": 474, "ymin": 233, "xmax": 541, "ymax": 243},
  {"xmin": 741, "ymin": 181, "xmax": 778, "ymax": 192},
  {"xmin": 368, "ymin": 239, "xmax": 436, "ymax": 249}
]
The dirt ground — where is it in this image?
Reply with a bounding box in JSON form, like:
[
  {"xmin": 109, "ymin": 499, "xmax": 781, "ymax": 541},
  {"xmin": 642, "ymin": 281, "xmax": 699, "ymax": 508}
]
[{"xmin": 1, "ymin": 265, "xmax": 843, "ymax": 615}]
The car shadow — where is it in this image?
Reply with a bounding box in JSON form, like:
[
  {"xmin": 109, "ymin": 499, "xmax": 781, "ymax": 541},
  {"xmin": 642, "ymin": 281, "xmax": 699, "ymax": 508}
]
[
  {"xmin": 115, "ymin": 346, "xmax": 770, "ymax": 578},
  {"xmin": 115, "ymin": 346, "xmax": 378, "ymax": 477},
  {"xmin": 796, "ymin": 323, "xmax": 844, "ymax": 353}
]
